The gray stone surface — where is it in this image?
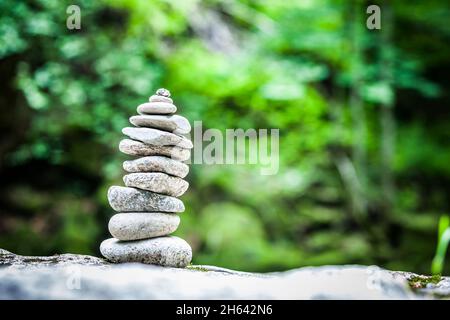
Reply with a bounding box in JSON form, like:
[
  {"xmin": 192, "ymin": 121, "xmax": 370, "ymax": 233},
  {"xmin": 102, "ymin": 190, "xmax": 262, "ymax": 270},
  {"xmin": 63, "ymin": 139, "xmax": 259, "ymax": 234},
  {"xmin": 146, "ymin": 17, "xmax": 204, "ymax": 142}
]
[
  {"xmin": 108, "ymin": 186, "xmax": 185, "ymax": 213},
  {"xmin": 149, "ymin": 94, "xmax": 173, "ymax": 104},
  {"xmin": 390, "ymin": 271, "xmax": 450, "ymax": 298},
  {"xmin": 119, "ymin": 139, "xmax": 191, "ymax": 161},
  {"xmin": 122, "ymin": 127, "xmax": 193, "ymax": 149},
  {"xmin": 123, "ymin": 172, "xmax": 189, "ymax": 197},
  {"xmin": 130, "ymin": 114, "xmax": 191, "ymax": 134},
  {"xmin": 1, "ymin": 249, "xmax": 449, "ymax": 299},
  {"xmin": 108, "ymin": 212, "xmax": 180, "ymax": 241},
  {"xmin": 0, "ymin": 250, "xmax": 107, "ymax": 268},
  {"xmin": 0, "ymin": 249, "xmax": 11, "ymax": 255},
  {"xmin": 123, "ymin": 156, "xmax": 189, "ymax": 178},
  {"xmin": 137, "ymin": 102, "xmax": 176, "ymax": 115},
  {"xmin": 100, "ymin": 236, "xmax": 192, "ymax": 267}
]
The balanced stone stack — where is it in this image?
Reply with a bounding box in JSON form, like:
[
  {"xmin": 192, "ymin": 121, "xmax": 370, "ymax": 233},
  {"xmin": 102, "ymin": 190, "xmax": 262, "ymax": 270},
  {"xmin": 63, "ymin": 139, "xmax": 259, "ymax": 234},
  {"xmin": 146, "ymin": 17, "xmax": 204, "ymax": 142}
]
[{"xmin": 100, "ymin": 88, "xmax": 193, "ymax": 268}]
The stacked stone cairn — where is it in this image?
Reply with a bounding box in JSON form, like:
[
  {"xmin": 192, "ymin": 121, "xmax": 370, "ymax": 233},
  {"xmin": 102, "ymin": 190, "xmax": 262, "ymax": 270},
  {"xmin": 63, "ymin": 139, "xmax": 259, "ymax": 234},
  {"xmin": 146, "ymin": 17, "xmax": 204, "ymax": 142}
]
[{"xmin": 100, "ymin": 88, "xmax": 193, "ymax": 268}]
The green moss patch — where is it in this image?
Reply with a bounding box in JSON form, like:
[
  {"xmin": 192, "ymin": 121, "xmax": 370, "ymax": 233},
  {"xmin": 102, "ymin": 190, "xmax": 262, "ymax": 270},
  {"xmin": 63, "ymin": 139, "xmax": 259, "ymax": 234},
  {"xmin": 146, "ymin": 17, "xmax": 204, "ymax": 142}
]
[
  {"xmin": 408, "ymin": 275, "xmax": 442, "ymax": 289},
  {"xmin": 186, "ymin": 265, "xmax": 210, "ymax": 272}
]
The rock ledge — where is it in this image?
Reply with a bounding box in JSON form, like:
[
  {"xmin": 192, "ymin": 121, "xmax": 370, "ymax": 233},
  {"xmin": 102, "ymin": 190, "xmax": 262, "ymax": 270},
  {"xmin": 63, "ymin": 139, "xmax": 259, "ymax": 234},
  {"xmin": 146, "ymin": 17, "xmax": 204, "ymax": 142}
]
[{"xmin": 0, "ymin": 249, "xmax": 448, "ymax": 299}]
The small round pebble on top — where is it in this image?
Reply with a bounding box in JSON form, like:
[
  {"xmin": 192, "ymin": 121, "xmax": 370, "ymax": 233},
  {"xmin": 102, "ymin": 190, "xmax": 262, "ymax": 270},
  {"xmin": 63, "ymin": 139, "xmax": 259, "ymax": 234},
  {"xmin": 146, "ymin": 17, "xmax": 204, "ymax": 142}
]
[{"xmin": 156, "ymin": 88, "xmax": 171, "ymax": 98}]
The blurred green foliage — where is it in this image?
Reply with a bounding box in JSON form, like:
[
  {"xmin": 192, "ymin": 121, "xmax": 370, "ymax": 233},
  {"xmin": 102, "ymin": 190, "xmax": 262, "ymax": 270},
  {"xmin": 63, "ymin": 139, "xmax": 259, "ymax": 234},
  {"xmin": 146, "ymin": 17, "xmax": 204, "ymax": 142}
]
[
  {"xmin": 432, "ymin": 216, "xmax": 450, "ymax": 275},
  {"xmin": 0, "ymin": 0, "xmax": 449, "ymax": 273}
]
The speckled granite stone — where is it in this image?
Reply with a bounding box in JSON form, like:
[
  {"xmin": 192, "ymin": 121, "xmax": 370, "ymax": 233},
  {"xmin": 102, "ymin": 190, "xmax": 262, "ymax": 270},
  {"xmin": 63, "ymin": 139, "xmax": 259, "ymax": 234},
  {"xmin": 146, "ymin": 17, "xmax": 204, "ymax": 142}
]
[
  {"xmin": 122, "ymin": 156, "xmax": 189, "ymax": 178},
  {"xmin": 129, "ymin": 114, "xmax": 191, "ymax": 135},
  {"xmin": 137, "ymin": 102, "xmax": 177, "ymax": 115},
  {"xmin": 107, "ymin": 186, "xmax": 184, "ymax": 213},
  {"xmin": 122, "ymin": 127, "xmax": 192, "ymax": 149},
  {"xmin": 119, "ymin": 139, "xmax": 191, "ymax": 161},
  {"xmin": 100, "ymin": 236, "xmax": 192, "ymax": 267},
  {"xmin": 123, "ymin": 172, "xmax": 188, "ymax": 197},
  {"xmin": 108, "ymin": 212, "xmax": 180, "ymax": 241}
]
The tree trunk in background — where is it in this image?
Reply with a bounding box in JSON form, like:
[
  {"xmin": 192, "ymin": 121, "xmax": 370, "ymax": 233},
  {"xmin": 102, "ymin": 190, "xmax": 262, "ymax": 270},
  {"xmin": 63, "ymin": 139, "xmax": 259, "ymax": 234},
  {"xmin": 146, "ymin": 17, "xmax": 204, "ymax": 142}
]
[
  {"xmin": 380, "ymin": 4, "xmax": 395, "ymax": 214},
  {"xmin": 349, "ymin": 0, "xmax": 368, "ymax": 217}
]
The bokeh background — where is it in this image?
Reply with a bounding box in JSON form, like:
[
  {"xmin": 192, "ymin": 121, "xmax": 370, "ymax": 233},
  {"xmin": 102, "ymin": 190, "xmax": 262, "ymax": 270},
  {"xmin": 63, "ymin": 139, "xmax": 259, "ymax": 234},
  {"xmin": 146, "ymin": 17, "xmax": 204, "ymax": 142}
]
[{"xmin": 1, "ymin": 0, "xmax": 449, "ymax": 274}]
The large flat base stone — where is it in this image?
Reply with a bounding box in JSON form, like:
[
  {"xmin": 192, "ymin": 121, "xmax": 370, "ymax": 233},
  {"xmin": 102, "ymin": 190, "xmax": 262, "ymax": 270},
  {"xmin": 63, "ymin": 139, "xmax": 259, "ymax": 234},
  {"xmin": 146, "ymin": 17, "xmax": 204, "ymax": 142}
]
[{"xmin": 100, "ymin": 236, "xmax": 192, "ymax": 267}]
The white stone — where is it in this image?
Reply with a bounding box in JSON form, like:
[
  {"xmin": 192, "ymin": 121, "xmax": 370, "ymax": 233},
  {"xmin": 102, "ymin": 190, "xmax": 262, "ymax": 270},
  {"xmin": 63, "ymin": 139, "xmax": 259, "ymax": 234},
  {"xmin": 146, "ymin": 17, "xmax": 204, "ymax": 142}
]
[
  {"xmin": 123, "ymin": 156, "xmax": 189, "ymax": 178},
  {"xmin": 108, "ymin": 212, "xmax": 180, "ymax": 240},
  {"xmin": 122, "ymin": 127, "xmax": 192, "ymax": 149},
  {"xmin": 107, "ymin": 186, "xmax": 185, "ymax": 213},
  {"xmin": 137, "ymin": 102, "xmax": 176, "ymax": 115},
  {"xmin": 119, "ymin": 139, "xmax": 191, "ymax": 161},
  {"xmin": 149, "ymin": 95, "xmax": 173, "ymax": 104},
  {"xmin": 123, "ymin": 172, "xmax": 189, "ymax": 197},
  {"xmin": 100, "ymin": 236, "xmax": 192, "ymax": 267},
  {"xmin": 130, "ymin": 115, "xmax": 191, "ymax": 135}
]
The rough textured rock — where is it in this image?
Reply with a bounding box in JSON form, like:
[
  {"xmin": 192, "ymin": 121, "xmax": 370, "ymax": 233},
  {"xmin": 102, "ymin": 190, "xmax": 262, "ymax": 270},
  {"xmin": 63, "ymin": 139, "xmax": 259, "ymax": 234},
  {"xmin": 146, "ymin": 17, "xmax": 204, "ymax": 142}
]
[
  {"xmin": 100, "ymin": 236, "xmax": 192, "ymax": 267},
  {"xmin": 108, "ymin": 186, "xmax": 185, "ymax": 213},
  {"xmin": 108, "ymin": 212, "xmax": 180, "ymax": 240},
  {"xmin": 122, "ymin": 127, "xmax": 193, "ymax": 149},
  {"xmin": 0, "ymin": 249, "xmax": 11, "ymax": 255},
  {"xmin": 0, "ymin": 249, "xmax": 449, "ymax": 299},
  {"xmin": 123, "ymin": 156, "xmax": 189, "ymax": 178},
  {"xmin": 123, "ymin": 172, "xmax": 189, "ymax": 197},
  {"xmin": 391, "ymin": 271, "xmax": 450, "ymax": 298},
  {"xmin": 137, "ymin": 102, "xmax": 176, "ymax": 115},
  {"xmin": 149, "ymin": 94, "xmax": 173, "ymax": 104},
  {"xmin": 130, "ymin": 114, "xmax": 191, "ymax": 135},
  {"xmin": 119, "ymin": 139, "xmax": 191, "ymax": 161},
  {"xmin": 0, "ymin": 251, "xmax": 107, "ymax": 268}
]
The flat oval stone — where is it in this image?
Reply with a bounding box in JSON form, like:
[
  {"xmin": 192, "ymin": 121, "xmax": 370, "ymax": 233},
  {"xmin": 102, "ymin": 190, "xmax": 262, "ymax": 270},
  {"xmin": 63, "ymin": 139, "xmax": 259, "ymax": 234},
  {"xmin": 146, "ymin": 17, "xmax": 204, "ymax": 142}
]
[
  {"xmin": 108, "ymin": 186, "xmax": 184, "ymax": 212},
  {"xmin": 149, "ymin": 95, "xmax": 173, "ymax": 104},
  {"xmin": 100, "ymin": 236, "xmax": 192, "ymax": 267},
  {"xmin": 130, "ymin": 115, "xmax": 191, "ymax": 135},
  {"xmin": 137, "ymin": 102, "xmax": 176, "ymax": 115},
  {"xmin": 123, "ymin": 172, "xmax": 189, "ymax": 197},
  {"xmin": 108, "ymin": 212, "xmax": 180, "ymax": 241},
  {"xmin": 122, "ymin": 127, "xmax": 193, "ymax": 149},
  {"xmin": 119, "ymin": 139, "xmax": 191, "ymax": 161},
  {"xmin": 123, "ymin": 156, "xmax": 189, "ymax": 178}
]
